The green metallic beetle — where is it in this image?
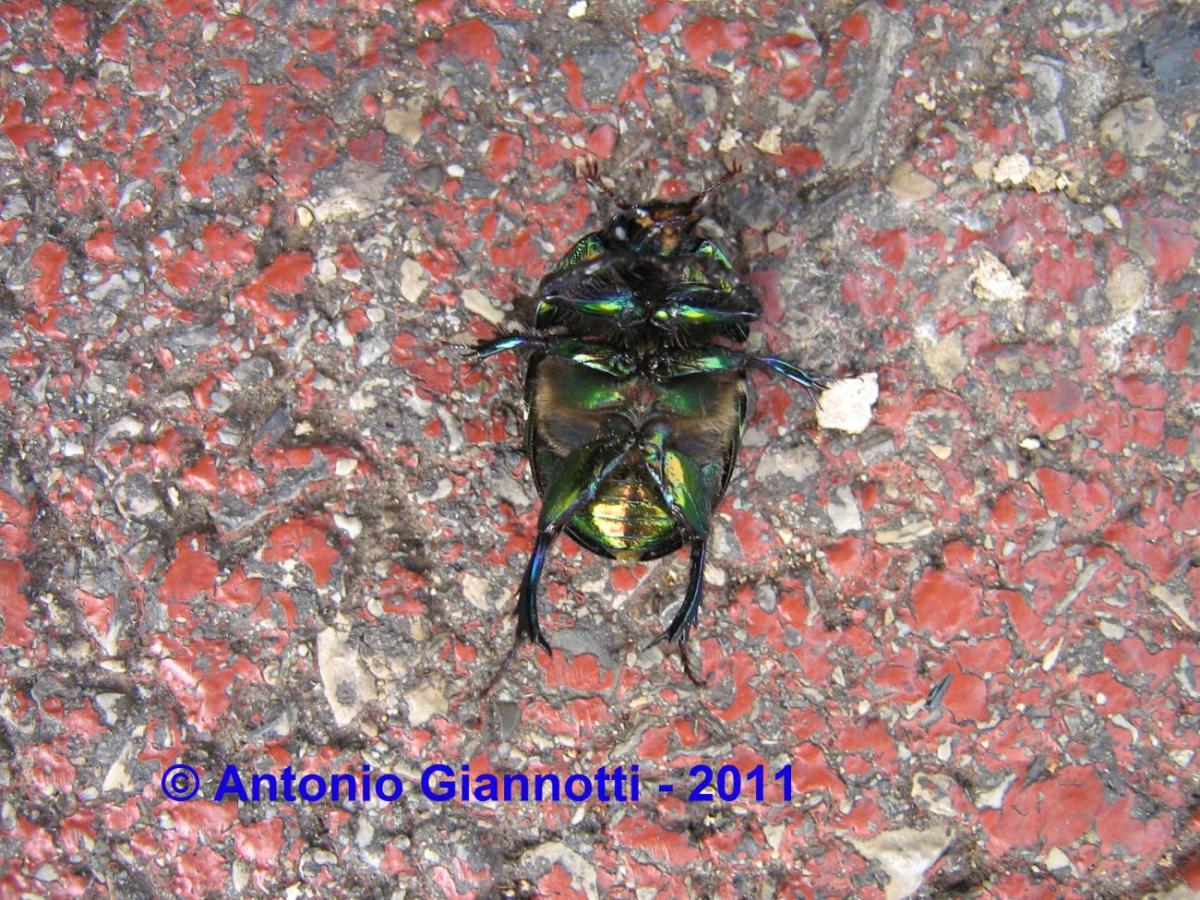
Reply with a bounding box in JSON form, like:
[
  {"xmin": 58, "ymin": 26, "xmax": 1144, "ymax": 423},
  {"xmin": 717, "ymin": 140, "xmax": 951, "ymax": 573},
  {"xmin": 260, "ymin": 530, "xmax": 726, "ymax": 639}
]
[{"xmin": 472, "ymin": 166, "xmax": 831, "ymax": 673}]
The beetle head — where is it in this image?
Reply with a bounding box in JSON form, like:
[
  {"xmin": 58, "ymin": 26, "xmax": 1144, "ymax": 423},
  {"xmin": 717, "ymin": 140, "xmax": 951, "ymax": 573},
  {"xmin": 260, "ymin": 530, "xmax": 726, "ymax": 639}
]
[{"xmin": 604, "ymin": 166, "xmax": 742, "ymax": 257}]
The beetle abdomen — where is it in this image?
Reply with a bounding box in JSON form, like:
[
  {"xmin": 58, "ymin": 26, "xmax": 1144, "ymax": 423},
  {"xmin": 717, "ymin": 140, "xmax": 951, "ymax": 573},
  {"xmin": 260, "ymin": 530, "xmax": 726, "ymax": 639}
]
[{"xmin": 568, "ymin": 469, "xmax": 680, "ymax": 561}]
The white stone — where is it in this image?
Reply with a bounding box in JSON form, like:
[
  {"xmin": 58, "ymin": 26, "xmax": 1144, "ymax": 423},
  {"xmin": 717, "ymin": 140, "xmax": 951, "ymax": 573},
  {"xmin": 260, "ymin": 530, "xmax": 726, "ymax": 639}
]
[
  {"xmin": 993, "ymin": 153, "xmax": 1031, "ymax": 187},
  {"xmin": 333, "ymin": 514, "xmax": 361, "ymax": 539},
  {"xmin": 1060, "ymin": 0, "xmax": 1127, "ymax": 39},
  {"xmin": 102, "ymin": 741, "xmax": 136, "ymax": 793},
  {"xmin": 316, "ymin": 257, "xmax": 338, "ymax": 284},
  {"xmin": 969, "ymin": 249, "xmax": 1027, "ymax": 319},
  {"xmin": 754, "ymin": 126, "xmax": 783, "ymax": 155},
  {"xmin": 382, "ymin": 101, "xmax": 424, "ymax": 146},
  {"xmin": 874, "ymin": 520, "xmax": 934, "ymax": 545},
  {"xmin": 717, "ymin": 127, "xmax": 743, "ymax": 153},
  {"xmin": 1041, "ymin": 636, "xmax": 1064, "ymax": 672},
  {"xmin": 1026, "ymin": 166, "xmax": 1058, "ymax": 193},
  {"xmin": 887, "ymin": 161, "xmax": 936, "ymax": 202},
  {"xmin": 399, "ymin": 258, "xmax": 429, "ymax": 304},
  {"xmin": 1098, "ymin": 619, "xmax": 1126, "ymax": 640},
  {"xmin": 757, "ymin": 445, "xmax": 820, "ymax": 482},
  {"xmin": 826, "ymin": 484, "xmax": 862, "ymax": 533},
  {"xmin": 1044, "ymin": 846, "xmax": 1075, "ymax": 874},
  {"xmin": 1104, "ymin": 260, "xmax": 1149, "ymax": 319},
  {"xmin": 405, "ymin": 683, "xmax": 447, "ymax": 726},
  {"xmin": 922, "ymin": 331, "xmax": 966, "ymax": 388},
  {"xmin": 850, "ymin": 826, "xmax": 954, "ymax": 900},
  {"xmin": 311, "ymin": 164, "xmax": 391, "ymax": 222},
  {"xmin": 462, "ymin": 572, "xmax": 494, "ymax": 611},
  {"xmin": 973, "ymin": 771, "xmax": 1015, "ymax": 810},
  {"xmin": 763, "ymin": 822, "xmax": 786, "ymax": 850},
  {"xmin": 1150, "ymin": 584, "xmax": 1198, "ymax": 632},
  {"xmin": 356, "ymin": 817, "xmax": 375, "ymax": 849},
  {"xmin": 102, "ymin": 415, "xmax": 145, "ymax": 443},
  {"xmin": 816, "ymin": 374, "xmax": 878, "ymax": 434},
  {"xmin": 462, "ymin": 288, "xmax": 505, "ymax": 325},
  {"xmin": 317, "ymin": 627, "xmax": 377, "ymax": 726},
  {"xmin": 358, "ymin": 336, "xmax": 389, "ymax": 369}
]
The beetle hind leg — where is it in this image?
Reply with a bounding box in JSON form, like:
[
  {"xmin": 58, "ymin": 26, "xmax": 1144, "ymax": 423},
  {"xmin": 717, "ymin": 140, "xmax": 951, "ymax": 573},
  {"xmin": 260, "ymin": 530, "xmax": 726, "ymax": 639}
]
[
  {"xmin": 646, "ymin": 538, "xmax": 709, "ymax": 687},
  {"xmin": 514, "ymin": 433, "xmax": 636, "ymax": 654},
  {"xmin": 637, "ymin": 435, "xmax": 714, "ymax": 683},
  {"xmin": 516, "ymin": 532, "xmax": 554, "ymax": 653},
  {"xmin": 650, "ymin": 537, "xmax": 707, "ymax": 647}
]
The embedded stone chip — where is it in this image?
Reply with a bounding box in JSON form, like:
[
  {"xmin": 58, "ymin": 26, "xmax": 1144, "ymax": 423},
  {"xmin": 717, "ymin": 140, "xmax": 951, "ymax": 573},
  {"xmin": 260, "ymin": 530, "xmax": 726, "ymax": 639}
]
[
  {"xmin": 992, "ymin": 153, "xmax": 1031, "ymax": 187},
  {"xmin": 816, "ymin": 374, "xmax": 879, "ymax": 434}
]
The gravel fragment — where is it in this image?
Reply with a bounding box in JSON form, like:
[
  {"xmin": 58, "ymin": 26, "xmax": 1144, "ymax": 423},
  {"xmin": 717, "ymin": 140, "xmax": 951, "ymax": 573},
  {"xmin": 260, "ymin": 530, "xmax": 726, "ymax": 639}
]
[
  {"xmin": 850, "ymin": 826, "xmax": 955, "ymax": 900},
  {"xmin": 400, "ymin": 258, "xmax": 429, "ymax": 303},
  {"xmin": 887, "ymin": 161, "xmax": 937, "ymax": 202},
  {"xmin": 816, "ymin": 374, "xmax": 879, "ymax": 434},
  {"xmin": 405, "ymin": 683, "xmax": 448, "ymax": 726},
  {"xmin": 1104, "ymin": 259, "xmax": 1150, "ymax": 319},
  {"xmin": 1020, "ymin": 56, "xmax": 1068, "ymax": 147},
  {"xmin": 825, "ymin": 484, "xmax": 862, "ymax": 534},
  {"xmin": 1059, "ymin": 0, "xmax": 1127, "ymax": 39},
  {"xmin": 993, "ymin": 153, "xmax": 1032, "ymax": 187},
  {"xmin": 1099, "ymin": 97, "xmax": 1167, "ymax": 157},
  {"xmin": 317, "ymin": 628, "xmax": 377, "ymax": 727},
  {"xmin": 756, "ymin": 445, "xmax": 820, "ymax": 483}
]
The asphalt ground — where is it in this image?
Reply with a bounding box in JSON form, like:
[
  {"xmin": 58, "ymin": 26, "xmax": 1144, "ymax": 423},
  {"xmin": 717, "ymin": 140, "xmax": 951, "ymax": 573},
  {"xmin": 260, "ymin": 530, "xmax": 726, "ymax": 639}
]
[{"xmin": 1, "ymin": 0, "xmax": 1198, "ymax": 897}]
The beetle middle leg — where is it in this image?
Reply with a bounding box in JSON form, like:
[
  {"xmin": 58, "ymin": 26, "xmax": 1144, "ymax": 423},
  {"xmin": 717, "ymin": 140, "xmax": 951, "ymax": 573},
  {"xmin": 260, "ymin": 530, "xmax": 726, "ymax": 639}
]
[
  {"xmin": 660, "ymin": 347, "xmax": 835, "ymax": 403},
  {"xmin": 754, "ymin": 356, "xmax": 836, "ymax": 403},
  {"xmin": 468, "ymin": 333, "xmax": 549, "ymax": 360},
  {"xmin": 517, "ymin": 432, "xmax": 636, "ymax": 652}
]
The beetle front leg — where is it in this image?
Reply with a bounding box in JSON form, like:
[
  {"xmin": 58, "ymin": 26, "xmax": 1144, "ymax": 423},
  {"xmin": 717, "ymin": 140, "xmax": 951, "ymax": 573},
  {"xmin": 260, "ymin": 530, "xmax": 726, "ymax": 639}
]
[{"xmin": 516, "ymin": 433, "xmax": 636, "ymax": 652}]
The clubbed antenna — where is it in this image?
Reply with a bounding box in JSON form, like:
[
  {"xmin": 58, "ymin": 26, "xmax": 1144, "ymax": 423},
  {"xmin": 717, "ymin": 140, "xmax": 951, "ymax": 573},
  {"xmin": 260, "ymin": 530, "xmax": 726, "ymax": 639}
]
[
  {"xmin": 580, "ymin": 157, "xmax": 630, "ymax": 210},
  {"xmin": 691, "ymin": 160, "xmax": 744, "ymax": 208}
]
